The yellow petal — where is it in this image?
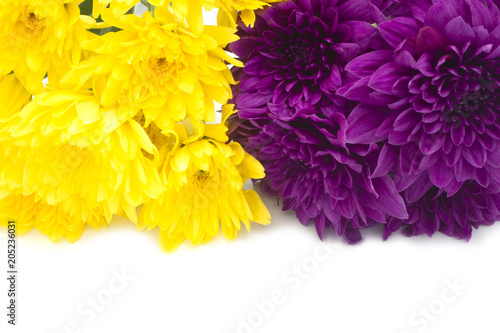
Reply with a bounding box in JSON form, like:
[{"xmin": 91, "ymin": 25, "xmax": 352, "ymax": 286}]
[
  {"xmin": 159, "ymin": 230, "xmax": 186, "ymax": 253},
  {"xmin": 244, "ymin": 190, "xmax": 271, "ymax": 225}
]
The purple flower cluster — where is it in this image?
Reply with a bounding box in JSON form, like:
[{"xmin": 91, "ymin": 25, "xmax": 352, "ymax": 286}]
[{"xmin": 228, "ymin": 0, "xmax": 500, "ymax": 243}]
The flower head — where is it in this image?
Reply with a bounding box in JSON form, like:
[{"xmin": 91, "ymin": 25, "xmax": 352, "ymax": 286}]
[
  {"xmin": 64, "ymin": 7, "xmax": 242, "ymax": 131},
  {"xmin": 229, "ymin": 0, "xmax": 391, "ymax": 118},
  {"xmin": 229, "ymin": 108, "xmax": 408, "ymax": 243},
  {"xmin": 340, "ymin": 0, "xmax": 500, "ymax": 194},
  {"xmin": 0, "ymin": 86, "xmax": 163, "ymax": 242},
  {"xmin": 0, "ymin": 0, "xmax": 90, "ymax": 93},
  {"xmin": 139, "ymin": 105, "xmax": 271, "ymax": 252},
  {"xmin": 0, "ymin": 75, "xmax": 102, "ymax": 243}
]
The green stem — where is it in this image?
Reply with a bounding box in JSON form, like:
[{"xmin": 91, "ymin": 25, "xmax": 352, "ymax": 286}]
[{"xmin": 140, "ymin": 0, "xmax": 156, "ymax": 16}]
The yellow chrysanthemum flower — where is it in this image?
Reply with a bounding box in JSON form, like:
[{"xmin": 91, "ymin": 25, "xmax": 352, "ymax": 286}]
[
  {"xmin": 63, "ymin": 6, "xmax": 241, "ymax": 131},
  {"xmin": 0, "ymin": 0, "xmax": 92, "ymax": 93},
  {"xmin": 138, "ymin": 105, "xmax": 270, "ymax": 253},
  {"xmin": 0, "ymin": 83, "xmax": 164, "ymax": 242},
  {"xmin": 0, "ymin": 75, "xmax": 95, "ymax": 242}
]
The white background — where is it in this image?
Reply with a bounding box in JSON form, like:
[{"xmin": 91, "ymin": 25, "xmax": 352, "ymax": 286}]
[
  {"xmin": 2, "ymin": 5, "xmax": 500, "ymax": 333},
  {"xmin": 2, "ymin": 184, "xmax": 500, "ymax": 333}
]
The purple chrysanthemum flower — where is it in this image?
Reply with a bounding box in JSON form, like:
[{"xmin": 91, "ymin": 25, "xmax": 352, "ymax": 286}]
[
  {"xmin": 227, "ymin": 0, "xmax": 410, "ymax": 243},
  {"xmin": 384, "ymin": 178, "xmax": 500, "ymax": 240},
  {"xmin": 340, "ymin": 0, "xmax": 500, "ymax": 195},
  {"xmin": 229, "ymin": 110, "xmax": 408, "ymax": 244},
  {"xmin": 229, "ymin": 0, "xmax": 392, "ymax": 117}
]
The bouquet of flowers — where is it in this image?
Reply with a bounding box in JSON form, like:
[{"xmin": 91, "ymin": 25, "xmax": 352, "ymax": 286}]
[{"xmin": 2, "ymin": 0, "xmax": 500, "ymax": 252}]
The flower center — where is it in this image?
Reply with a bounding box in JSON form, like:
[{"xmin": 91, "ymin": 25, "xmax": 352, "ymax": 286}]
[
  {"xmin": 149, "ymin": 57, "xmax": 171, "ymax": 74},
  {"xmin": 453, "ymin": 90, "xmax": 490, "ymax": 117},
  {"xmin": 275, "ymin": 30, "xmax": 334, "ymax": 83},
  {"xmin": 146, "ymin": 56, "xmax": 187, "ymax": 83},
  {"xmin": 193, "ymin": 170, "xmax": 215, "ymax": 193},
  {"xmin": 284, "ymin": 39, "xmax": 321, "ymax": 65},
  {"xmin": 445, "ymin": 78, "xmax": 498, "ymax": 124},
  {"xmin": 281, "ymin": 38, "xmax": 325, "ymax": 73},
  {"xmin": 191, "ymin": 169, "xmax": 222, "ymax": 200},
  {"xmin": 22, "ymin": 12, "xmax": 44, "ymax": 30}
]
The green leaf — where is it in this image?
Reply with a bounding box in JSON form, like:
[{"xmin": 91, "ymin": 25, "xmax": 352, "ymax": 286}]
[{"xmin": 79, "ymin": 0, "xmax": 93, "ymax": 16}]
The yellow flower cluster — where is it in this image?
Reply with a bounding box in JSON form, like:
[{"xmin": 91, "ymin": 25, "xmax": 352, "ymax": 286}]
[{"xmin": 0, "ymin": 0, "xmax": 271, "ymax": 252}]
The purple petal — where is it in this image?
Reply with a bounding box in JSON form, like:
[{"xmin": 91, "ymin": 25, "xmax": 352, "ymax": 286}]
[
  {"xmin": 368, "ymin": 62, "xmax": 407, "ymax": 95},
  {"xmin": 372, "ymin": 176, "xmax": 409, "ymax": 219},
  {"xmin": 336, "ymin": 193, "xmax": 357, "ymax": 219},
  {"xmin": 340, "ymin": 78, "xmax": 392, "ymax": 106},
  {"xmin": 236, "ymin": 92, "xmax": 271, "ymax": 108},
  {"xmin": 345, "ymin": 50, "xmax": 394, "ymax": 78},
  {"xmin": 378, "ymin": 17, "xmax": 421, "ymax": 49},
  {"xmin": 416, "ymin": 26, "xmax": 449, "ymax": 54},
  {"xmin": 454, "ymin": 157, "xmax": 475, "ymax": 181},
  {"xmin": 425, "ymin": 2, "xmax": 459, "ymax": 31},
  {"xmin": 405, "ymin": 173, "xmax": 434, "ymax": 203},
  {"xmin": 444, "ymin": 16, "xmax": 475, "ymax": 46},
  {"xmin": 415, "ymin": 52, "xmax": 437, "ymax": 76},
  {"xmin": 229, "ymin": 37, "xmax": 264, "ymax": 58},
  {"xmin": 394, "ymin": 108, "xmax": 420, "ymax": 132},
  {"xmin": 342, "ymin": 20, "xmax": 378, "ymax": 51},
  {"xmin": 469, "ymin": 0, "xmax": 498, "ymax": 30},
  {"xmin": 346, "ymin": 104, "xmax": 388, "ymax": 144},
  {"xmin": 429, "ymin": 159, "xmax": 454, "ymax": 187},
  {"xmin": 462, "ymin": 141, "xmax": 487, "ymax": 168},
  {"xmin": 451, "ymin": 124, "xmax": 465, "ymax": 146},
  {"xmin": 371, "ymin": 144, "xmax": 398, "ymax": 178},
  {"xmin": 419, "ymin": 133, "xmax": 444, "ymax": 155}
]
